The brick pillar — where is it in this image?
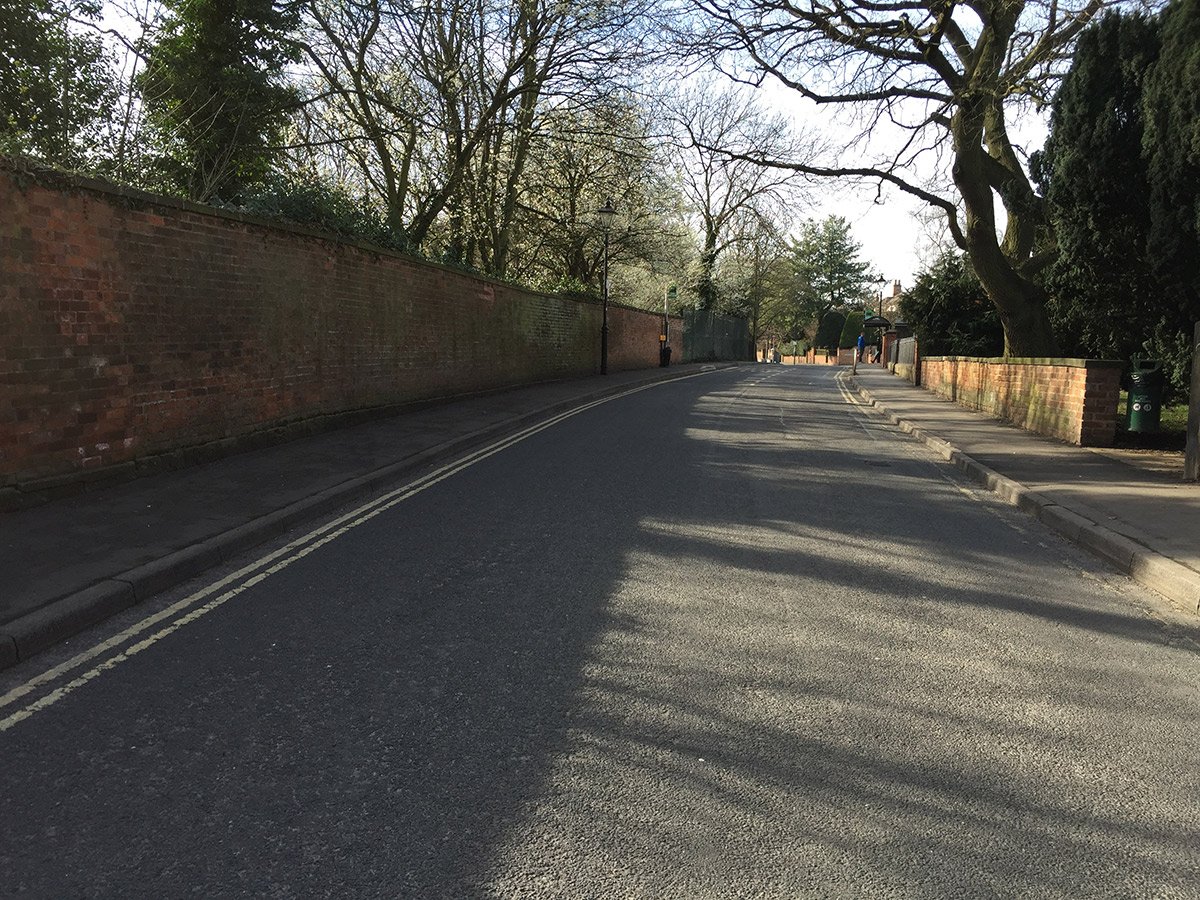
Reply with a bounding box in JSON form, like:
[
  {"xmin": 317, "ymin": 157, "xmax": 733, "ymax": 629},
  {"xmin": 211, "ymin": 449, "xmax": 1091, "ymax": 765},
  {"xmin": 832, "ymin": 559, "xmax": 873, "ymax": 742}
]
[{"xmin": 1078, "ymin": 364, "xmax": 1121, "ymax": 447}]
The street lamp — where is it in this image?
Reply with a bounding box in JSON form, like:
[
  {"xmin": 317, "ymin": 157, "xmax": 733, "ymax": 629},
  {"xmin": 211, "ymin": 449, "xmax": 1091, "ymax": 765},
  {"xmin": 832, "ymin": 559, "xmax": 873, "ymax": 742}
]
[{"xmin": 596, "ymin": 198, "xmax": 616, "ymax": 375}]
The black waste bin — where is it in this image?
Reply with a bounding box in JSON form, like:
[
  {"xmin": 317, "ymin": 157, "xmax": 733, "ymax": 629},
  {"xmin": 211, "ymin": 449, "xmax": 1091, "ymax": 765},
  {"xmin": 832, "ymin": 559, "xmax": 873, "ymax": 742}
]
[
  {"xmin": 1127, "ymin": 359, "xmax": 1164, "ymax": 433},
  {"xmin": 660, "ymin": 345, "xmax": 672, "ymax": 367}
]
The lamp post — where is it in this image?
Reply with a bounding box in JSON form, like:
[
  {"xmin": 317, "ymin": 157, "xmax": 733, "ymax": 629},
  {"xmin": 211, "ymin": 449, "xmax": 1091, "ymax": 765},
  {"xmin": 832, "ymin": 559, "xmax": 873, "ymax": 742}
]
[{"xmin": 596, "ymin": 198, "xmax": 616, "ymax": 375}]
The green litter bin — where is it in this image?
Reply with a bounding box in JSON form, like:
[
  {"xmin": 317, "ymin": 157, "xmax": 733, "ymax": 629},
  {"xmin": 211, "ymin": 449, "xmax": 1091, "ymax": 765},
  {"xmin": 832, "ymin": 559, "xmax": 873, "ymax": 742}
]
[{"xmin": 1127, "ymin": 359, "xmax": 1164, "ymax": 433}]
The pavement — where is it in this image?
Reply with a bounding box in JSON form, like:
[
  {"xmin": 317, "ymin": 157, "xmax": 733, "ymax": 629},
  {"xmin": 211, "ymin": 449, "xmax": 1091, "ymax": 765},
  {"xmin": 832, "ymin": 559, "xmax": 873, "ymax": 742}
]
[
  {"xmin": 848, "ymin": 365, "xmax": 1200, "ymax": 614},
  {"xmin": 3, "ymin": 360, "xmax": 1198, "ymax": 672},
  {"xmin": 0, "ymin": 364, "xmax": 731, "ymax": 670}
]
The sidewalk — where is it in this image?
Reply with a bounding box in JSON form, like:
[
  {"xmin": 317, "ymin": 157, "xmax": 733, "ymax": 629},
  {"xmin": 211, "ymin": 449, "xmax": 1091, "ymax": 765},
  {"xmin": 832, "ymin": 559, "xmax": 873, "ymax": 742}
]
[
  {"xmin": 849, "ymin": 367, "xmax": 1200, "ymax": 614},
  {"xmin": 6, "ymin": 361, "xmax": 1195, "ymax": 672},
  {"xmin": 0, "ymin": 364, "xmax": 729, "ymax": 670}
]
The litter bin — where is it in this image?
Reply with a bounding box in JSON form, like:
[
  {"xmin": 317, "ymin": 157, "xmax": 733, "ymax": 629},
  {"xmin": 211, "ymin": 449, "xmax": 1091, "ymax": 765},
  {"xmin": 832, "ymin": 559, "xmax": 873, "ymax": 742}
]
[{"xmin": 1127, "ymin": 359, "xmax": 1164, "ymax": 433}]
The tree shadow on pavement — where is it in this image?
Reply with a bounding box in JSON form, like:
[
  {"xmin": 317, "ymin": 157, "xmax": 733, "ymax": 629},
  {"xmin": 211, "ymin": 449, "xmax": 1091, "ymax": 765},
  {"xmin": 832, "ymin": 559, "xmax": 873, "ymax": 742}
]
[{"xmin": 2, "ymin": 367, "xmax": 1196, "ymax": 897}]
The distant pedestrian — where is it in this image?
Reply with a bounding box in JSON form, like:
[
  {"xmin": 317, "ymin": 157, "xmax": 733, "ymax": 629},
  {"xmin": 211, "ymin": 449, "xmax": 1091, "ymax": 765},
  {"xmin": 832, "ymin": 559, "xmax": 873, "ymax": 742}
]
[{"xmin": 856, "ymin": 332, "xmax": 866, "ymax": 362}]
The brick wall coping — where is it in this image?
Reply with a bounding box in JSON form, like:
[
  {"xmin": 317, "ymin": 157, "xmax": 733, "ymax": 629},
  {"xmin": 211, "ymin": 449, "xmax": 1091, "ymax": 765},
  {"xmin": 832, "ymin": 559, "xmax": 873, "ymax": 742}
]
[
  {"xmin": 0, "ymin": 154, "xmax": 669, "ymax": 319},
  {"xmin": 922, "ymin": 355, "xmax": 1124, "ymax": 370}
]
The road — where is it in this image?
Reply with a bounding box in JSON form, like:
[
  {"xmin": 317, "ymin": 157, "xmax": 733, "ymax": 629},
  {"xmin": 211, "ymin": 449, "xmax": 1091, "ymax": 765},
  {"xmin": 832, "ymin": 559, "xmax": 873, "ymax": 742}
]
[{"xmin": 2, "ymin": 365, "xmax": 1198, "ymax": 898}]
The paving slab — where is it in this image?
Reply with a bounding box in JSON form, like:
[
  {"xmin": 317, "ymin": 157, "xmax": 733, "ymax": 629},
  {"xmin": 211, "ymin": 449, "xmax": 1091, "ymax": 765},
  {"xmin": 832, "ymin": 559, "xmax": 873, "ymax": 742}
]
[{"xmin": 849, "ymin": 366, "xmax": 1200, "ymax": 612}]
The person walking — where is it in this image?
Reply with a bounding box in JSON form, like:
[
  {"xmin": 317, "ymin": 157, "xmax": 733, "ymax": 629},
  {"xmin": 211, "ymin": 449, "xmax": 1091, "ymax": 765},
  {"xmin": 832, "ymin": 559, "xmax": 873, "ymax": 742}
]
[{"xmin": 854, "ymin": 332, "xmax": 866, "ymax": 373}]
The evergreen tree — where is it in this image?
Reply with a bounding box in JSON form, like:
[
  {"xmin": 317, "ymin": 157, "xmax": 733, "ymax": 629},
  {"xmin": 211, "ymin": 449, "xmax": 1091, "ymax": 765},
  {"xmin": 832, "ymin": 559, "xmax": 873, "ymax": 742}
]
[
  {"xmin": 812, "ymin": 310, "xmax": 846, "ymax": 353},
  {"xmin": 1037, "ymin": 1, "xmax": 1199, "ymax": 395},
  {"xmin": 838, "ymin": 310, "xmax": 865, "ymax": 351},
  {"xmin": 1038, "ymin": 11, "xmax": 1161, "ymax": 363},
  {"xmin": 138, "ymin": 0, "xmax": 299, "ymax": 202},
  {"xmin": 786, "ymin": 216, "xmax": 871, "ymax": 348},
  {"xmin": 1141, "ymin": 0, "xmax": 1200, "ymax": 394},
  {"xmin": 899, "ymin": 253, "xmax": 1003, "ymax": 357}
]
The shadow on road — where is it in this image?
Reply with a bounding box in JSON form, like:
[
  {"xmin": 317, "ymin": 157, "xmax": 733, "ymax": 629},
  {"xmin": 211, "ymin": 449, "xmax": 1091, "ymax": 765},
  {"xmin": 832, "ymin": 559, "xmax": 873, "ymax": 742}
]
[{"xmin": 3, "ymin": 368, "xmax": 1197, "ymax": 896}]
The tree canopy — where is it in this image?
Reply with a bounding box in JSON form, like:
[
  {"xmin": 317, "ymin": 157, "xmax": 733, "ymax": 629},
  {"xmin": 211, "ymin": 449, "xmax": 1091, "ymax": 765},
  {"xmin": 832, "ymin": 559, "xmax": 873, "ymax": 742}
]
[
  {"xmin": 1142, "ymin": 0, "xmax": 1200, "ymax": 337},
  {"xmin": 900, "ymin": 252, "xmax": 1003, "ymax": 357},
  {"xmin": 686, "ymin": 0, "xmax": 1123, "ymax": 356},
  {"xmin": 0, "ymin": 0, "xmax": 113, "ymax": 165},
  {"xmin": 1036, "ymin": 0, "xmax": 1198, "ymax": 396},
  {"xmin": 137, "ymin": 0, "xmax": 300, "ymax": 202},
  {"xmin": 783, "ymin": 216, "xmax": 872, "ymax": 348},
  {"xmin": 1037, "ymin": 11, "xmax": 1160, "ymax": 365}
]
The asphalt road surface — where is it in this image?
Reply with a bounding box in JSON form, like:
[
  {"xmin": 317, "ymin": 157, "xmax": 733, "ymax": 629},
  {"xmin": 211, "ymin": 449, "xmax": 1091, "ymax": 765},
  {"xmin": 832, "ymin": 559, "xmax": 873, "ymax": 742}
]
[{"xmin": 3, "ymin": 366, "xmax": 1198, "ymax": 898}]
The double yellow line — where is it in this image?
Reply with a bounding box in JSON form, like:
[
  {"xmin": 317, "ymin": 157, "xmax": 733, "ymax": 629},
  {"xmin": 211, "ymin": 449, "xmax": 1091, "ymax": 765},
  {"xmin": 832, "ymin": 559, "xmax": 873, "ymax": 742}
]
[{"xmin": 0, "ymin": 373, "xmax": 714, "ymax": 733}]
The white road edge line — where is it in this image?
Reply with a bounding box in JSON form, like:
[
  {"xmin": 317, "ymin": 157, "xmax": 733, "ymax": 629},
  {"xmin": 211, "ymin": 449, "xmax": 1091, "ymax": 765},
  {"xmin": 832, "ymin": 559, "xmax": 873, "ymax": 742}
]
[{"xmin": 0, "ymin": 372, "xmax": 716, "ymax": 731}]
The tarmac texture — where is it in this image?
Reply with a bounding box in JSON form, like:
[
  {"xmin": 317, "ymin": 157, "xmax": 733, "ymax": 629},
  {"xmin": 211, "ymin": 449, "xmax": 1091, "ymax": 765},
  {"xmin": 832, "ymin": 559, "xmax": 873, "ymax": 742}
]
[
  {"xmin": 2, "ymin": 365, "xmax": 1197, "ymax": 897},
  {"xmin": 2, "ymin": 361, "xmax": 1197, "ymax": 672}
]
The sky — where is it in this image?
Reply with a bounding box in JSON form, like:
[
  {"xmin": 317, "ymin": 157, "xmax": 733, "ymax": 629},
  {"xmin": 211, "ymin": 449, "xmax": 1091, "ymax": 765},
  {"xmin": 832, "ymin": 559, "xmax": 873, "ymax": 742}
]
[
  {"xmin": 814, "ymin": 187, "xmax": 926, "ymax": 292},
  {"xmin": 757, "ymin": 80, "xmax": 1052, "ymax": 294}
]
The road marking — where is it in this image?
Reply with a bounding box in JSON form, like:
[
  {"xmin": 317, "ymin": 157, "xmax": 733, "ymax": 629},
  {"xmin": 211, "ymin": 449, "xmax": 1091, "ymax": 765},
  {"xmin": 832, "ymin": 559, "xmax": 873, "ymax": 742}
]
[
  {"xmin": 834, "ymin": 370, "xmax": 886, "ymax": 443},
  {"xmin": 0, "ymin": 370, "xmax": 720, "ymax": 732}
]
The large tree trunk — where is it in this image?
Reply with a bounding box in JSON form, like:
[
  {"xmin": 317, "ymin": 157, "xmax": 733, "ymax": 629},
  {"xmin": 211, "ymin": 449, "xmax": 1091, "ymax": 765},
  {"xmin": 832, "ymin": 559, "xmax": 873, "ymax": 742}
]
[{"xmin": 952, "ymin": 100, "xmax": 1059, "ymax": 358}]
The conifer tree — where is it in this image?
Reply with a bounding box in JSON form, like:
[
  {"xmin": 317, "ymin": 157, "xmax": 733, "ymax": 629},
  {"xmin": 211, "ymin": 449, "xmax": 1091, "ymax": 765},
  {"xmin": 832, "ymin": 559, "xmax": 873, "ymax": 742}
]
[
  {"xmin": 1142, "ymin": 0, "xmax": 1200, "ymax": 329},
  {"xmin": 1038, "ymin": 11, "xmax": 1160, "ymax": 362},
  {"xmin": 139, "ymin": 0, "xmax": 299, "ymax": 202}
]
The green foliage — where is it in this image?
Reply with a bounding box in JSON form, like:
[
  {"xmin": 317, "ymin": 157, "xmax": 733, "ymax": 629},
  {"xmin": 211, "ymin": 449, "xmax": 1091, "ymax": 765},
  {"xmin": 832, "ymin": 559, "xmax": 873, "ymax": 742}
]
[
  {"xmin": 1037, "ymin": 1, "xmax": 1198, "ymax": 399},
  {"xmin": 235, "ymin": 175, "xmax": 408, "ymax": 251},
  {"xmin": 0, "ymin": 0, "xmax": 115, "ymax": 165},
  {"xmin": 138, "ymin": 0, "xmax": 300, "ymax": 203},
  {"xmin": 531, "ymin": 275, "xmax": 594, "ymax": 299},
  {"xmin": 1141, "ymin": 0, "xmax": 1200, "ymax": 399},
  {"xmin": 813, "ymin": 311, "xmax": 845, "ymax": 351},
  {"xmin": 1039, "ymin": 11, "xmax": 1161, "ymax": 365},
  {"xmin": 900, "ymin": 253, "xmax": 1004, "ymax": 357},
  {"xmin": 838, "ymin": 310, "xmax": 864, "ymax": 350},
  {"xmin": 788, "ymin": 217, "xmax": 872, "ymax": 332},
  {"xmin": 692, "ymin": 249, "xmax": 719, "ymax": 311},
  {"xmin": 1141, "ymin": 322, "xmax": 1195, "ymax": 404}
]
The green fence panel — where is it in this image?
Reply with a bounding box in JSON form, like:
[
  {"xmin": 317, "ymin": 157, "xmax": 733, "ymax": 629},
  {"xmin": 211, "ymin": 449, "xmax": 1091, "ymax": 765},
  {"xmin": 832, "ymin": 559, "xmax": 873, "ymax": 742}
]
[{"xmin": 682, "ymin": 309, "xmax": 751, "ymax": 363}]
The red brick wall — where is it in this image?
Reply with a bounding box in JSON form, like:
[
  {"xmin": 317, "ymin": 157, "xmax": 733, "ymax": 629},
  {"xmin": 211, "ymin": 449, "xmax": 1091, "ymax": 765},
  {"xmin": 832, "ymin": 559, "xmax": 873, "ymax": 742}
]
[
  {"xmin": 0, "ymin": 163, "xmax": 681, "ymax": 496},
  {"xmin": 920, "ymin": 356, "xmax": 1121, "ymax": 446},
  {"xmin": 881, "ymin": 332, "xmax": 898, "ymax": 367},
  {"xmin": 786, "ymin": 349, "xmax": 836, "ymax": 365}
]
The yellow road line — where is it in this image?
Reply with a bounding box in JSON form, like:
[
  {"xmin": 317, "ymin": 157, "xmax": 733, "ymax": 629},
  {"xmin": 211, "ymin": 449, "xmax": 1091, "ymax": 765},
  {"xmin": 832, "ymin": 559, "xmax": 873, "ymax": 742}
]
[{"xmin": 1, "ymin": 372, "xmax": 715, "ymax": 732}]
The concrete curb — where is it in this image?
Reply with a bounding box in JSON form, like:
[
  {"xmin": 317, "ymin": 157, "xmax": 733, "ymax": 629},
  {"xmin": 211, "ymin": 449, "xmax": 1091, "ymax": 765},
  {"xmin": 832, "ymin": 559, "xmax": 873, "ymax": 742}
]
[
  {"xmin": 0, "ymin": 364, "xmax": 735, "ymax": 670},
  {"xmin": 849, "ymin": 377, "xmax": 1200, "ymax": 614}
]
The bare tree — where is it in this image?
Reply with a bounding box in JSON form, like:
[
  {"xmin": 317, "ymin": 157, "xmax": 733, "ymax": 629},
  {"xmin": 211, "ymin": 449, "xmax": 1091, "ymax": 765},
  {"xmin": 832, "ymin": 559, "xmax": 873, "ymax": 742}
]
[
  {"xmin": 514, "ymin": 98, "xmax": 685, "ymax": 291},
  {"xmin": 669, "ymin": 81, "xmax": 805, "ymax": 310},
  {"xmin": 720, "ymin": 208, "xmax": 794, "ymax": 349},
  {"xmin": 687, "ymin": 0, "xmax": 1122, "ymax": 355},
  {"xmin": 290, "ymin": 0, "xmax": 655, "ymax": 270}
]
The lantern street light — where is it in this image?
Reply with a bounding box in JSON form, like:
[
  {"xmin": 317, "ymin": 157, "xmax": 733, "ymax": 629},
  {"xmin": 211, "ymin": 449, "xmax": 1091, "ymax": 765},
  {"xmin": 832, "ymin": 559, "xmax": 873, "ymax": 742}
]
[
  {"xmin": 596, "ymin": 198, "xmax": 617, "ymax": 375},
  {"xmin": 874, "ymin": 274, "xmax": 887, "ymax": 318}
]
